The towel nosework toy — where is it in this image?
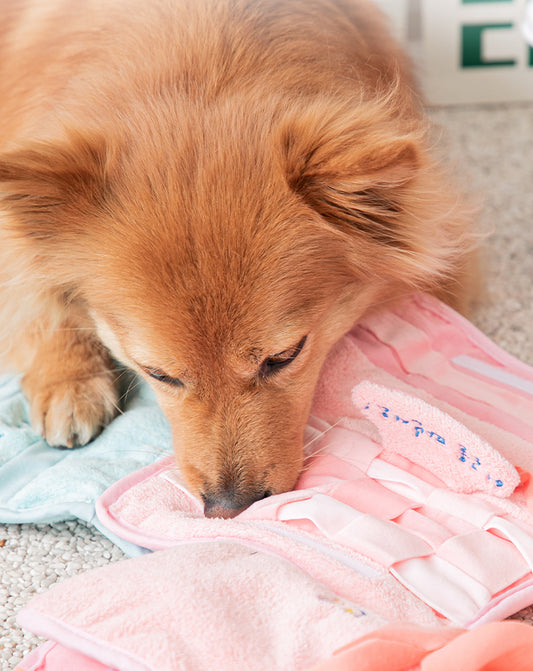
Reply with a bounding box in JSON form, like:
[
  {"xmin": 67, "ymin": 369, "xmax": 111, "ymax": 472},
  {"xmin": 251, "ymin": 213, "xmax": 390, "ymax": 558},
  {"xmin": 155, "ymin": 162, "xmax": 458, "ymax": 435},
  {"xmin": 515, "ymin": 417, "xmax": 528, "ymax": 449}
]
[{"xmin": 15, "ymin": 294, "xmax": 533, "ymax": 670}]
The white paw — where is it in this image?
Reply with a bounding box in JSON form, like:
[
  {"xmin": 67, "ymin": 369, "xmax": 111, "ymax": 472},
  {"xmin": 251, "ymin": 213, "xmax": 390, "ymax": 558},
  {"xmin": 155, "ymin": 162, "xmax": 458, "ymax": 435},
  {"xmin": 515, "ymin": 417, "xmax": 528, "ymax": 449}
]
[{"xmin": 27, "ymin": 373, "xmax": 118, "ymax": 448}]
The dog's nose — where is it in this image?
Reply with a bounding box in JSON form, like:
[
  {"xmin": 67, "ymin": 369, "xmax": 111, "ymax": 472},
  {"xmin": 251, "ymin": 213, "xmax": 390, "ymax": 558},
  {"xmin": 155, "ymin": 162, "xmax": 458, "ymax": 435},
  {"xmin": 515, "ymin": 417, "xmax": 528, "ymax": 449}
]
[{"xmin": 202, "ymin": 489, "xmax": 271, "ymax": 519}]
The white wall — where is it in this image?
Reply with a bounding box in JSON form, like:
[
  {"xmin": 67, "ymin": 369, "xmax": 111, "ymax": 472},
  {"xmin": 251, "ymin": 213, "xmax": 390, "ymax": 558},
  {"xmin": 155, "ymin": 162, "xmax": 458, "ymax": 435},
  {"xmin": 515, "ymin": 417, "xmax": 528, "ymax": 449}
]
[{"xmin": 375, "ymin": 0, "xmax": 533, "ymax": 104}]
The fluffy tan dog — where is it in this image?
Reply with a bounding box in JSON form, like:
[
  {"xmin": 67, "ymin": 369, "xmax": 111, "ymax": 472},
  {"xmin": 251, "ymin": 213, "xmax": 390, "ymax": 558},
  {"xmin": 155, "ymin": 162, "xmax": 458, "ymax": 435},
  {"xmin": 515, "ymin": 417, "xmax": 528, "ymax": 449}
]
[{"xmin": 0, "ymin": 0, "xmax": 475, "ymax": 517}]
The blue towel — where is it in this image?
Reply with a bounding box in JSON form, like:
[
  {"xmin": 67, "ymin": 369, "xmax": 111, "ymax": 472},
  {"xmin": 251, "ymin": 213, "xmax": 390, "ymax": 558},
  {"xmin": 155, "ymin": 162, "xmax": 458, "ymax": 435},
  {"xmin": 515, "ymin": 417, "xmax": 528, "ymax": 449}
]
[{"xmin": 0, "ymin": 373, "xmax": 172, "ymax": 555}]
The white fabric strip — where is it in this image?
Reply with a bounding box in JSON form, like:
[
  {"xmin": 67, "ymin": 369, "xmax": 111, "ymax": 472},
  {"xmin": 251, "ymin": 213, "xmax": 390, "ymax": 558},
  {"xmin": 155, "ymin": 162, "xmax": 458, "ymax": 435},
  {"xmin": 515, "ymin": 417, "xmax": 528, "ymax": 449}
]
[
  {"xmin": 392, "ymin": 555, "xmax": 491, "ymax": 625},
  {"xmin": 251, "ymin": 520, "xmax": 381, "ymax": 579},
  {"xmin": 278, "ymin": 493, "xmax": 431, "ymax": 566},
  {"xmin": 367, "ymin": 459, "xmax": 434, "ymax": 504},
  {"xmin": 485, "ymin": 516, "xmax": 533, "ymax": 572},
  {"xmin": 453, "ymin": 355, "xmax": 533, "ymax": 397}
]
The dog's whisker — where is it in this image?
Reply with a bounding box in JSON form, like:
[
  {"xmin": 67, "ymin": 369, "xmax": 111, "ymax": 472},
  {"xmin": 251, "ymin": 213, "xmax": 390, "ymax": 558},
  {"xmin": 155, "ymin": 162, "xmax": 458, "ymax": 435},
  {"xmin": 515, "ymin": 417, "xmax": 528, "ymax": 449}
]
[
  {"xmin": 113, "ymin": 369, "xmax": 142, "ymax": 396},
  {"xmin": 304, "ymin": 441, "xmax": 335, "ymax": 461},
  {"xmin": 108, "ymin": 398, "xmax": 126, "ymax": 418},
  {"xmin": 303, "ymin": 418, "xmax": 344, "ymax": 454},
  {"xmin": 119, "ymin": 379, "xmax": 143, "ymax": 407},
  {"xmin": 111, "ymin": 368, "xmax": 132, "ymax": 388}
]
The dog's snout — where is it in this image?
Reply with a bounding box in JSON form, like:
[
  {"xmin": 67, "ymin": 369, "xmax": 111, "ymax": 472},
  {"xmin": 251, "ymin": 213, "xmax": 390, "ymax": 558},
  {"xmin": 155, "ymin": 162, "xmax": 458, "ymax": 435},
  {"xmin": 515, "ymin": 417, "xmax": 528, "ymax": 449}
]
[
  {"xmin": 202, "ymin": 488, "xmax": 271, "ymax": 519},
  {"xmin": 203, "ymin": 498, "xmax": 245, "ymax": 519}
]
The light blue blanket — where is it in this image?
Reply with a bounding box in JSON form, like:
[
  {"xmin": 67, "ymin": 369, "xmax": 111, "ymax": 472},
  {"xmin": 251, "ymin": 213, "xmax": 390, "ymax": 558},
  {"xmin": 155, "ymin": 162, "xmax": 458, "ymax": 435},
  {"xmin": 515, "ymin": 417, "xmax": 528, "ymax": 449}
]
[{"xmin": 0, "ymin": 373, "xmax": 172, "ymax": 555}]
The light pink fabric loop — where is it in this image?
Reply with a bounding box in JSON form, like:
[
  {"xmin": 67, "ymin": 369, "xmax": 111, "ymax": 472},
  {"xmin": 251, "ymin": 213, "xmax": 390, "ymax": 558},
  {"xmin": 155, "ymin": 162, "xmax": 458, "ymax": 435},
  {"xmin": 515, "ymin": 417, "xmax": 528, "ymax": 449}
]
[
  {"xmin": 312, "ymin": 426, "xmax": 382, "ymax": 472},
  {"xmin": 394, "ymin": 510, "xmax": 453, "ymax": 550},
  {"xmin": 426, "ymin": 490, "xmax": 499, "ymax": 528},
  {"xmin": 392, "ymin": 556, "xmax": 492, "ymax": 624},
  {"xmin": 367, "ymin": 458, "xmax": 434, "ymax": 503},
  {"xmin": 278, "ymin": 494, "xmax": 432, "ymax": 567},
  {"xmin": 485, "ymin": 516, "xmax": 533, "ymax": 572},
  {"xmin": 329, "ymin": 479, "xmax": 414, "ymax": 520},
  {"xmin": 361, "ymin": 310, "xmax": 533, "ymax": 425},
  {"xmin": 436, "ymin": 530, "xmax": 529, "ymax": 595}
]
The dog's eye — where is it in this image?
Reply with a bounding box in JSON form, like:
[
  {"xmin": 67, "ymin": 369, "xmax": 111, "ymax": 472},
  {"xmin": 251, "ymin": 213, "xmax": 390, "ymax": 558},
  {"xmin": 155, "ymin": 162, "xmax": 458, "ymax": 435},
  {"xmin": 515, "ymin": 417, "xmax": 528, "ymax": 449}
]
[
  {"xmin": 260, "ymin": 336, "xmax": 307, "ymax": 378},
  {"xmin": 143, "ymin": 367, "xmax": 184, "ymax": 388}
]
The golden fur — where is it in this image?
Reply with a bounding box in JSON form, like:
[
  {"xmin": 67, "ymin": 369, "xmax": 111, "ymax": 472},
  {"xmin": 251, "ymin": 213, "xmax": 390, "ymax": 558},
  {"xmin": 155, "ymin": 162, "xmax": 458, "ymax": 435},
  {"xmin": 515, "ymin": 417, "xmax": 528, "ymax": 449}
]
[{"xmin": 0, "ymin": 0, "xmax": 476, "ymax": 517}]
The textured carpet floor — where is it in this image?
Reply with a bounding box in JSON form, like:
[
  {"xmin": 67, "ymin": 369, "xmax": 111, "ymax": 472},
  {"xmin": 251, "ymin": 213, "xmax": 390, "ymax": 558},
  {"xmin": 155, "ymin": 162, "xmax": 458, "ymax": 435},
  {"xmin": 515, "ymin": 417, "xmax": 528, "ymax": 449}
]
[{"xmin": 1, "ymin": 102, "xmax": 532, "ymax": 669}]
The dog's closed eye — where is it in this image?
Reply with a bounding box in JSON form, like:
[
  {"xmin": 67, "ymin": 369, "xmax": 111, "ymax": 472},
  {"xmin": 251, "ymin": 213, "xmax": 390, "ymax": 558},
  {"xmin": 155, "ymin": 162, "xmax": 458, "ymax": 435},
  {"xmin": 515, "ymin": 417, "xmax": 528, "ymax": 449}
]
[
  {"xmin": 260, "ymin": 335, "xmax": 307, "ymax": 379},
  {"xmin": 140, "ymin": 366, "xmax": 185, "ymax": 388}
]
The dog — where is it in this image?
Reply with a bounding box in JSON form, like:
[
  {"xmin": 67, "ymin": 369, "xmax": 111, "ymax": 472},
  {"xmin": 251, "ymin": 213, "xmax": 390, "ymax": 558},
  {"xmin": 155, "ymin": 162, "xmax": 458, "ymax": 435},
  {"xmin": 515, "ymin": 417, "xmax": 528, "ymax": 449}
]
[{"xmin": 0, "ymin": 0, "xmax": 476, "ymax": 518}]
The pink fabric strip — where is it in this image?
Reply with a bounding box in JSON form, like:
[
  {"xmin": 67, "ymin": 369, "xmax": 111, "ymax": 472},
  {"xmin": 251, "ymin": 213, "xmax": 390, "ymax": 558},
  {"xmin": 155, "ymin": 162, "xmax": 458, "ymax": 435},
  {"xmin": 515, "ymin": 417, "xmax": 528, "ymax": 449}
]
[
  {"xmin": 391, "ymin": 555, "xmax": 491, "ymax": 624},
  {"xmin": 413, "ymin": 294, "xmax": 533, "ymax": 379},
  {"xmin": 366, "ymin": 458, "xmax": 434, "ymax": 503},
  {"xmin": 17, "ymin": 609, "xmax": 151, "ymax": 671},
  {"xmin": 278, "ymin": 493, "xmax": 432, "ymax": 567},
  {"xmin": 435, "ymin": 530, "xmax": 529, "ymax": 595},
  {"xmin": 309, "ymin": 621, "xmax": 533, "ymax": 671},
  {"xmin": 302, "ymin": 427, "xmax": 382, "ymax": 473},
  {"xmin": 308, "ymin": 624, "xmax": 461, "ymax": 671},
  {"xmin": 15, "ymin": 641, "xmax": 115, "ymax": 671},
  {"xmin": 376, "ymin": 313, "xmax": 533, "ymax": 423},
  {"xmin": 425, "ymin": 490, "xmax": 500, "ymax": 527},
  {"xmin": 466, "ymin": 577, "xmax": 533, "ymax": 627},
  {"xmin": 485, "ymin": 516, "xmax": 533, "ymax": 571},
  {"xmin": 354, "ymin": 303, "xmax": 533, "ymax": 444},
  {"xmin": 393, "ymin": 510, "xmax": 453, "ymax": 550},
  {"xmin": 14, "ymin": 641, "xmax": 57, "ymax": 671},
  {"xmin": 327, "ymin": 479, "xmax": 414, "ymax": 520}
]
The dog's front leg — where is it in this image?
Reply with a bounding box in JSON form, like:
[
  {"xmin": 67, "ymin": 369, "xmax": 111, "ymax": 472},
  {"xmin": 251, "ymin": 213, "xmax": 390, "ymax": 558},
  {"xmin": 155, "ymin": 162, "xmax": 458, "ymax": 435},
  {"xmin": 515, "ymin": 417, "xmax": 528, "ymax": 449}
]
[{"xmin": 11, "ymin": 299, "xmax": 119, "ymax": 448}]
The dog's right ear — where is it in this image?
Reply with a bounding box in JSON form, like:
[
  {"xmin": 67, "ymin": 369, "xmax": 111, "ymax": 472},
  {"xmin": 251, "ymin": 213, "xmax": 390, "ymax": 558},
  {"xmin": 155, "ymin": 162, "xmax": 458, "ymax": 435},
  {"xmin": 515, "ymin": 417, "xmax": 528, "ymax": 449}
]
[{"xmin": 0, "ymin": 131, "xmax": 111, "ymax": 242}]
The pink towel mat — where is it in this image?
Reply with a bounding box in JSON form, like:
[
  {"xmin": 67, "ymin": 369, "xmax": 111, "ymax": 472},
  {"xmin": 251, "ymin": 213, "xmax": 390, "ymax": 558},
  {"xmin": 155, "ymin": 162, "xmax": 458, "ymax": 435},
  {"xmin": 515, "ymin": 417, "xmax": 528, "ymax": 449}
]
[
  {"xmin": 17, "ymin": 541, "xmax": 389, "ymax": 671},
  {"xmin": 16, "ymin": 293, "xmax": 533, "ymax": 670},
  {"xmin": 16, "ymin": 619, "xmax": 533, "ymax": 671}
]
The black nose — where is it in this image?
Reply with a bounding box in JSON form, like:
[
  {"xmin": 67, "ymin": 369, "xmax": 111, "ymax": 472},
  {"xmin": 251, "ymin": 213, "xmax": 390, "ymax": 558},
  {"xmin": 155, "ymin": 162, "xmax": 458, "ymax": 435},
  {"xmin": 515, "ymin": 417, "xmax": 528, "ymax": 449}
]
[{"xmin": 202, "ymin": 489, "xmax": 271, "ymax": 519}]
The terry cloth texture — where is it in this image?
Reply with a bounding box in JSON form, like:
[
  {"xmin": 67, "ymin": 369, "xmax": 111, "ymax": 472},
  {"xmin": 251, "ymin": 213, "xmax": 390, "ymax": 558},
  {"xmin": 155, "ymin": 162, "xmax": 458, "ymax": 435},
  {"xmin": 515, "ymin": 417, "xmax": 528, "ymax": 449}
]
[
  {"xmin": 90, "ymin": 295, "xmax": 533, "ymax": 627},
  {"xmin": 1, "ymin": 103, "xmax": 533, "ymax": 667},
  {"xmin": 12, "ymin": 292, "xmax": 533, "ymax": 670}
]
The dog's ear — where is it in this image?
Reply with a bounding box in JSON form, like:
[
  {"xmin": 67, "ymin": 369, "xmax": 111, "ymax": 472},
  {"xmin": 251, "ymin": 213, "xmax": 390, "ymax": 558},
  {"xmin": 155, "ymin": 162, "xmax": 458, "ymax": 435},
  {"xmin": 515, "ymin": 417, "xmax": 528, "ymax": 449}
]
[
  {"xmin": 0, "ymin": 131, "xmax": 110, "ymax": 242},
  {"xmin": 281, "ymin": 101, "xmax": 422, "ymax": 248},
  {"xmin": 280, "ymin": 100, "xmax": 477, "ymax": 298}
]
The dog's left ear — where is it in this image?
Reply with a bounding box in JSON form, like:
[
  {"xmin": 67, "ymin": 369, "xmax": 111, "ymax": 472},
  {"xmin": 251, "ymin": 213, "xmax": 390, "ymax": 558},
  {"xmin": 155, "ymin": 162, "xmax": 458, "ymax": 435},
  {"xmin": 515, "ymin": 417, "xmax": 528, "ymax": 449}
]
[
  {"xmin": 280, "ymin": 101, "xmax": 422, "ymax": 247},
  {"xmin": 0, "ymin": 131, "xmax": 111, "ymax": 242},
  {"xmin": 279, "ymin": 98, "xmax": 477, "ymax": 299}
]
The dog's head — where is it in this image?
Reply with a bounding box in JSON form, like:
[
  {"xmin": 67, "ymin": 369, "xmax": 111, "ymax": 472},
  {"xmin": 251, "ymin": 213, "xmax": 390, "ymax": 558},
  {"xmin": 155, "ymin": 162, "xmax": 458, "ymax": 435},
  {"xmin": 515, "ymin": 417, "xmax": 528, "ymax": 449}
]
[{"xmin": 0, "ymin": 96, "xmax": 468, "ymax": 516}]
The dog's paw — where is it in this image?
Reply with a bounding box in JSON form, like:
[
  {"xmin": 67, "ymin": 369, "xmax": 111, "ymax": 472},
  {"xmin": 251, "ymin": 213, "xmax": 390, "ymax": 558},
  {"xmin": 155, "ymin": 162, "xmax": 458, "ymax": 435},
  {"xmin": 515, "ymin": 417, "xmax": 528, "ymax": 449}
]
[{"xmin": 24, "ymin": 370, "xmax": 119, "ymax": 448}]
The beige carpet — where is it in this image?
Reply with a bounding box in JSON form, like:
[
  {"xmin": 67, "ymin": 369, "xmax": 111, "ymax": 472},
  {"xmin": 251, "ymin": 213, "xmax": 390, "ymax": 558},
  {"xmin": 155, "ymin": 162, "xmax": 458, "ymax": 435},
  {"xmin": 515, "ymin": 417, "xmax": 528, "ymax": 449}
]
[{"xmin": 1, "ymin": 102, "xmax": 533, "ymax": 668}]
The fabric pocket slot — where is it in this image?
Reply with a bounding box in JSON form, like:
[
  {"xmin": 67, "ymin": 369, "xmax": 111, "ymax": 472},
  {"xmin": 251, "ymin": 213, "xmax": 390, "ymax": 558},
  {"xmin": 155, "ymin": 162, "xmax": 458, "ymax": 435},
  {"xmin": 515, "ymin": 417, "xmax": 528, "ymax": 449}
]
[
  {"xmin": 427, "ymin": 489, "xmax": 500, "ymax": 528},
  {"xmin": 296, "ymin": 454, "xmax": 366, "ymax": 491},
  {"xmin": 392, "ymin": 555, "xmax": 492, "ymax": 625},
  {"xmin": 331, "ymin": 478, "xmax": 414, "ymax": 520},
  {"xmin": 278, "ymin": 493, "xmax": 432, "ymax": 567},
  {"xmin": 485, "ymin": 516, "xmax": 533, "ymax": 573},
  {"xmin": 311, "ymin": 426, "xmax": 382, "ymax": 472},
  {"xmin": 367, "ymin": 458, "xmax": 434, "ymax": 504},
  {"xmin": 394, "ymin": 509, "xmax": 454, "ymax": 550},
  {"xmin": 436, "ymin": 530, "xmax": 530, "ymax": 596}
]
